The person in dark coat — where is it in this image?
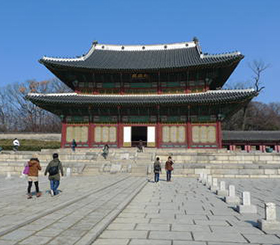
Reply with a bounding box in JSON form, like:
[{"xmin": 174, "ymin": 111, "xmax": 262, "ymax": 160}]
[
  {"xmin": 165, "ymin": 156, "xmax": 174, "ymax": 182},
  {"xmin": 44, "ymin": 153, "xmax": 64, "ymax": 196},
  {"xmin": 71, "ymin": 139, "xmax": 77, "ymax": 152},
  {"xmin": 137, "ymin": 140, "xmax": 143, "ymax": 152},
  {"xmin": 102, "ymin": 144, "xmax": 109, "ymax": 159},
  {"xmin": 153, "ymin": 157, "xmax": 161, "ymax": 183}
]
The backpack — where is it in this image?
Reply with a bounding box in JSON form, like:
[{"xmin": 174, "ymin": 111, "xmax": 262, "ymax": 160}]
[
  {"xmin": 154, "ymin": 164, "xmax": 161, "ymax": 172},
  {"xmin": 48, "ymin": 165, "xmax": 58, "ymax": 176}
]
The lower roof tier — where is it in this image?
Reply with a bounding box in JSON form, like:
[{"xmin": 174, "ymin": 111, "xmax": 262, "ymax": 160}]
[{"xmin": 27, "ymin": 89, "xmax": 257, "ymax": 107}]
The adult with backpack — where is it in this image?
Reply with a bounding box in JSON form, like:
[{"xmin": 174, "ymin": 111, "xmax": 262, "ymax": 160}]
[
  {"xmin": 44, "ymin": 153, "xmax": 64, "ymax": 196},
  {"xmin": 153, "ymin": 157, "xmax": 161, "ymax": 183}
]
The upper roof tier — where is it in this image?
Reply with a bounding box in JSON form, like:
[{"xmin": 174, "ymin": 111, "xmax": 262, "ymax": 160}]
[{"xmin": 40, "ymin": 40, "xmax": 244, "ymax": 71}]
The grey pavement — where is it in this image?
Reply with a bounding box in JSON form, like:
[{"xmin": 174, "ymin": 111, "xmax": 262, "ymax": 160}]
[
  {"xmin": 94, "ymin": 177, "xmax": 280, "ymax": 245},
  {"xmin": 0, "ymin": 175, "xmax": 146, "ymax": 244},
  {"xmin": 1, "ymin": 175, "xmax": 280, "ymax": 244}
]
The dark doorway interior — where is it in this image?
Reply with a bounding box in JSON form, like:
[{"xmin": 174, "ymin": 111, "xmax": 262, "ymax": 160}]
[{"xmin": 131, "ymin": 126, "xmax": 147, "ymax": 146}]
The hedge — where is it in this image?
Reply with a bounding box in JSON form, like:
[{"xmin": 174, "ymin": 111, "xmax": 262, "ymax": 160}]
[{"xmin": 0, "ymin": 139, "xmax": 60, "ymax": 151}]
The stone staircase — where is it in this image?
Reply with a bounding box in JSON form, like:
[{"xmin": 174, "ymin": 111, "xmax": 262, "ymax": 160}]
[{"xmin": 0, "ymin": 148, "xmax": 280, "ymax": 178}]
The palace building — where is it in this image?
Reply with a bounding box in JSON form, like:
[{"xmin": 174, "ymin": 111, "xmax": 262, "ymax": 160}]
[{"xmin": 27, "ymin": 39, "xmax": 258, "ymax": 148}]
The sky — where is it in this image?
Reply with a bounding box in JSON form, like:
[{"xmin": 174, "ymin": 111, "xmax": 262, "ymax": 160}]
[{"xmin": 0, "ymin": 0, "xmax": 279, "ymax": 103}]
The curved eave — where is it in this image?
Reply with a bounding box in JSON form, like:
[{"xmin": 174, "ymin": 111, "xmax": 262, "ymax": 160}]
[
  {"xmin": 26, "ymin": 90, "xmax": 258, "ymax": 108},
  {"xmin": 40, "ymin": 54, "xmax": 244, "ymax": 73}
]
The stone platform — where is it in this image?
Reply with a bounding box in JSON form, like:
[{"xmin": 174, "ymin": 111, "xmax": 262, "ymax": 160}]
[
  {"xmin": 0, "ymin": 176, "xmax": 280, "ymax": 244},
  {"xmin": 1, "ymin": 148, "xmax": 280, "ymax": 178}
]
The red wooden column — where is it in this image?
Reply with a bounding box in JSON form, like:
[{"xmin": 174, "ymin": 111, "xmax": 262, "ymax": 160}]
[
  {"xmin": 61, "ymin": 122, "xmax": 67, "ymax": 148},
  {"xmin": 187, "ymin": 121, "xmax": 192, "ymax": 148},
  {"xmin": 117, "ymin": 106, "xmax": 122, "ymax": 148},
  {"xmin": 245, "ymin": 145, "xmax": 251, "ymax": 152},
  {"xmin": 274, "ymin": 145, "xmax": 280, "ymax": 153},
  {"xmin": 88, "ymin": 123, "xmax": 93, "ymax": 148},
  {"xmin": 187, "ymin": 105, "xmax": 191, "ymax": 148},
  {"xmin": 216, "ymin": 121, "xmax": 222, "ymax": 149},
  {"xmin": 117, "ymin": 123, "xmax": 123, "ymax": 148},
  {"xmin": 156, "ymin": 105, "xmax": 161, "ymax": 148}
]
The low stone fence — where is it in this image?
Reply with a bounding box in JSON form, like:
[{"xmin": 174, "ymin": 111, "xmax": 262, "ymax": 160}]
[{"xmin": 0, "ymin": 133, "xmax": 60, "ymax": 141}]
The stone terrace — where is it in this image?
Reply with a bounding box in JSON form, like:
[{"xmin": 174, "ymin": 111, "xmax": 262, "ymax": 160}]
[{"xmin": 1, "ymin": 148, "xmax": 280, "ymax": 178}]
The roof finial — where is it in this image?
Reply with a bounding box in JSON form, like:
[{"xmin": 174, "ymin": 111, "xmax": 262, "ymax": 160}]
[
  {"xmin": 193, "ymin": 36, "xmax": 199, "ymax": 44},
  {"xmin": 92, "ymin": 40, "xmax": 98, "ymax": 46}
]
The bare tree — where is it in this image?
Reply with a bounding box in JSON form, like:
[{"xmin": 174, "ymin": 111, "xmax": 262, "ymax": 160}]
[
  {"xmin": 249, "ymin": 60, "xmax": 270, "ymax": 92},
  {"xmin": 0, "ymin": 78, "xmax": 71, "ymax": 132},
  {"xmin": 241, "ymin": 60, "xmax": 270, "ymax": 130}
]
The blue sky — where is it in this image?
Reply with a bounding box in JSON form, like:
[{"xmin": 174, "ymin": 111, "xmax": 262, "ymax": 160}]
[{"xmin": 0, "ymin": 0, "xmax": 279, "ymax": 103}]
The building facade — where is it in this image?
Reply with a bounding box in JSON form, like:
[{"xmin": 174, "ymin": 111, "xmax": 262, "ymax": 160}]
[{"xmin": 27, "ymin": 39, "xmax": 257, "ymax": 148}]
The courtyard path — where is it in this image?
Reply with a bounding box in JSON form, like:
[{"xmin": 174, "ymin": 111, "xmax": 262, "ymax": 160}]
[
  {"xmin": 94, "ymin": 177, "xmax": 280, "ymax": 245},
  {"xmin": 0, "ymin": 176, "xmax": 280, "ymax": 244}
]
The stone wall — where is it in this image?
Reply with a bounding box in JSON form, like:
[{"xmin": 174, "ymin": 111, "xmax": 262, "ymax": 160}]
[{"xmin": 0, "ymin": 133, "xmax": 60, "ymax": 141}]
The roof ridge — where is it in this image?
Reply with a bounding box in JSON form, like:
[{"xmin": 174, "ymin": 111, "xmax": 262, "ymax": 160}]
[{"xmin": 41, "ymin": 41, "xmax": 198, "ymax": 62}]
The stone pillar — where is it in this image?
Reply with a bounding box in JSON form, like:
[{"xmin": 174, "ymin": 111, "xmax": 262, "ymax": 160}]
[
  {"xmin": 66, "ymin": 168, "xmax": 72, "ymax": 177},
  {"xmin": 5, "ymin": 172, "xmax": 12, "ymax": 180},
  {"xmin": 201, "ymin": 173, "xmax": 207, "ymax": 185},
  {"xmin": 198, "ymin": 173, "xmax": 203, "ymax": 182},
  {"xmin": 237, "ymin": 191, "xmax": 257, "ymax": 213},
  {"xmin": 225, "ymin": 185, "xmax": 240, "ymax": 205},
  {"xmin": 211, "ymin": 178, "xmax": 218, "ymax": 192},
  {"xmin": 206, "ymin": 175, "xmax": 212, "ymax": 188},
  {"xmin": 258, "ymin": 203, "xmax": 280, "ymax": 232},
  {"xmin": 217, "ymin": 181, "xmax": 228, "ymax": 197}
]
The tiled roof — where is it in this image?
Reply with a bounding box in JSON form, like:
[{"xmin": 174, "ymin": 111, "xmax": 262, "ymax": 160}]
[
  {"xmin": 40, "ymin": 41, "xmax": 243, "ymax": 71},
  {"xmin": 26, "ymin": 89, "xmax": 257, "ymax": 107},
  {"xmin": 223, "ymin": 131, "xmax": 280, "ymax": 142}
]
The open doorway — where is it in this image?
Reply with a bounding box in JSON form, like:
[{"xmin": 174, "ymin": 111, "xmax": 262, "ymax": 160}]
[{"xmin": 131, "ymin": 126, "xmax": 147, "ymax": 147}]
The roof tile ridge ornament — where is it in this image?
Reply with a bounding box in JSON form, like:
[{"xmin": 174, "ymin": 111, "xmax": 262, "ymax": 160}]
[
  {"xmin": 94, "ymin": 41, "xmax": 196, "ymax": 51},
  {"xmin": 193, "ymin": 36, "xmax": 203, "ymax": 56},
  {"xmin": 207, "ymin": 88, "xmax": 255, "ymax": 93},
  {"xmin": 200, "ymin": 51, "xmax": 242, "ymax": 59}
]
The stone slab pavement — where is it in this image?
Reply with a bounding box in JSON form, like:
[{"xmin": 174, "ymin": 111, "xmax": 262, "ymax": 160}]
[
  {"xmin": 1, "ymin": 175, "xmax": 280, "ymax": 244},
  {"xmin": 0, "ymin": 175, "xmax": 146, "ymax": 244},
  {"xmin": 94, "ymin": 177, "xmax": 280, "ymax": 245}
]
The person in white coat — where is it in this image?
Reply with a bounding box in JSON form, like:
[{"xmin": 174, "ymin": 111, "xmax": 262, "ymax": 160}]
[{"xmin": 13, "ymin": 138, "xmax": 20, "ymax": 151}]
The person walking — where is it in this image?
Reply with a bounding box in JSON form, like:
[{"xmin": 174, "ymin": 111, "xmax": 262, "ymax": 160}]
[
  {"xmin": 102, "ymin": 144, "xmax": 109, "ymax": 159},
  {"xmin": 137, "ymin": 140, "xmax": 144, "ymax": 152},
  {"xmin": 13, "ymin": 138, "xmax": 20, "ymax": 152},
  {"xmin": 27, "ymin": 154, "xmax": 42, "ymax": 199},
  {"xmin": 44, "ymin": 153, "xmax": 64, "ymax": 196},
  {"xmin": 71, "ymin": 139, "xmax": 77, "ymax": 152},
  {"xmin": 165, "ymin": 156, "xmax": 174, "ymax": 182},
  {"xmin": 153, "ymin": 157, "xmax": 161, "ymax": 183}
]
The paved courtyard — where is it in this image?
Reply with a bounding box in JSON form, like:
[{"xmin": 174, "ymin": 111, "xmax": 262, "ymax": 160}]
[{"xmin": 0, "ymin": 175, "xmax": 280, "ymax": 244}]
